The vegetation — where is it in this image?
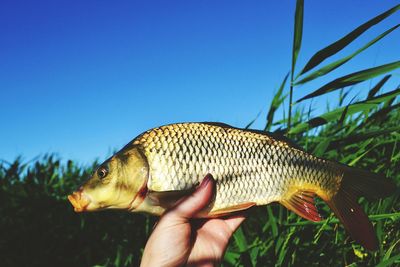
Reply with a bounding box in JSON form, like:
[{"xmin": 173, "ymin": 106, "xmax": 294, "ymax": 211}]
[{"xmin": 1, "ymin": 2, "xmax": 399, "ymax": 266}]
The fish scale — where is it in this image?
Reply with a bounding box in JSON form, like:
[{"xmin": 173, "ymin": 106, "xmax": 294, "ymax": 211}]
[{"xmin": 132, "ymin": 122, "xmax": 342, "ymax": 213}]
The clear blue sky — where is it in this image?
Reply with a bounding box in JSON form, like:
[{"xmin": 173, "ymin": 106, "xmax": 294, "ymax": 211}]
[{"xmin": 1, "ymin": 1, "xmax": 399, "ymax": 164}]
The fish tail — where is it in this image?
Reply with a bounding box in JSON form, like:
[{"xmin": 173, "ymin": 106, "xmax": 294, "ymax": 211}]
[{"xmin": 325, "ymin": 166, "xmax": 396, "ymax": 250}]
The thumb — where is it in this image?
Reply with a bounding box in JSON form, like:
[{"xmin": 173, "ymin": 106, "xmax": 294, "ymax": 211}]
[{"xmin": 166, "ymin": 174, "xmax": 215, "ymax": 220}]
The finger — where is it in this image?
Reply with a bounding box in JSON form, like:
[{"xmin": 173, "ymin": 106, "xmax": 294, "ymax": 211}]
[
  {"xmin": 167, "ymin": 174, "xmax": 215, "ymax": 220},
  {"xmin": 224, "ymin": 214, "xmax": 246, "ymax": 233}
]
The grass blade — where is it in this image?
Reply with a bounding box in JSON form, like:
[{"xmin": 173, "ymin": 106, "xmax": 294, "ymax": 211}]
[
  {"xmin": 266, "ymin": 206, "xmax": 279, "ymax": 238},
  {"xmin": 295, "ymin": 24, "xmax": 400, "ymax": 85},
  {"xmin": 289, "ymin": 0, "xmax": 304, "ymax": 131},
  {"xmin": 376, "ymin": 254, "xmax": 400, "ymax": 267},
  {"xmin": 296, "ymin": 61, "xmax": 400, "ymax": 103},
  {"xmin": 383, "ymin": 239, "xmax": 400, "ymax": 261},
  {"xmin": 289, "ymin": 88, "xmax": 400, "ymax": 134},
  {"xmin": 365, "ymin": 102, "xmax": 400, "ymax": 124},
  {"xmin": 367, "ymin": 75, "xmax": 391, "ymax": 99},
  {"xmin": 291, "ymin": 0, "xmax": 304, "ymax": 77},
  {"xmin": 299, "ymin": 4, "xmax": 400, "ymax": 75},
  {"xmin": 265, "ymin": 73, "xmax": 289, "ymax": 131},
  {"xmin": 327, "ymin": 126, "xmax": 400, "ymax": 150},
  {"xmin": 232, "ymin": 227, "xmax": 253, "ymax": 266},
  {"xmin": 276, "ymin": 227, "xmax": 295, "ymax": 266},
  {"xmin": 223, "ymin": 251, "xmax": 240, "ymax": 265},
  {"xmin": 245, "ymin": 110, "xmax": 262, "ymax": 129}
]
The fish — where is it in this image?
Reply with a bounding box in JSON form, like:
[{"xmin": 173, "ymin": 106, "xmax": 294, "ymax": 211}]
[{"xmin": 68, "ymin": 122, "xmax": 396, "ymax": 250}]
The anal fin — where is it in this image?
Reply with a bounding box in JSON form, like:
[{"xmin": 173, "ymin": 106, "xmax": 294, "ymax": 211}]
[{"xmin": 280, "ymin": 190, "xmax": 321, "ymax": 222}]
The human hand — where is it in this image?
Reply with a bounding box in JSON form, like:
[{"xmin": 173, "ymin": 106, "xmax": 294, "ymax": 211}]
[{"xmin": 140, "ymin": 174, "xmax": 246, "ymax": 267}]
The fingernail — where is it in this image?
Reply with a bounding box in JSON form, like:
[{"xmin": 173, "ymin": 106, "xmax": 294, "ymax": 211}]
[{"xmin": 199, "ymin": 173, "xmax": 213, "ymax": 189}]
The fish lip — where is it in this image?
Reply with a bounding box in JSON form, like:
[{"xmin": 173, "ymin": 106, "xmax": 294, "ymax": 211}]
[{"xmin": 68, "ymin": 188, "xmax": 91, "ymax": 212}]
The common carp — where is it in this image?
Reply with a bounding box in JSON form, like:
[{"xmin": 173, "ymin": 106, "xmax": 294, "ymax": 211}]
[{"xmin": 68, "ymin": 122, "xmax": 396, "ymax": 250}]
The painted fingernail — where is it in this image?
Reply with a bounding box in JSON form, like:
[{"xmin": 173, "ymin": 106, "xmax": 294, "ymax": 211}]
[{"xmin": 200, "ymin": 173, "xmax": 213, "ymax": 188}]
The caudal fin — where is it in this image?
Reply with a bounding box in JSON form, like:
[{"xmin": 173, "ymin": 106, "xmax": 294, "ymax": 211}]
[{"xmin": 326, "ymin": 166, "xmax": 396, "ymax": 250}]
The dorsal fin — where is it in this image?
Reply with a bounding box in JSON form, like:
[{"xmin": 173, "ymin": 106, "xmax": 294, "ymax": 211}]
[
  {"xmin": 201, "ymin": 122, "xmax": 304, "ymax": 151},
  {"xmin": 202, "ymin": 122, "xmax": 234, "ymax": 128},
  {"xmin": 246, "ymin": 129, "xmax": 305, "ymax": 151}
]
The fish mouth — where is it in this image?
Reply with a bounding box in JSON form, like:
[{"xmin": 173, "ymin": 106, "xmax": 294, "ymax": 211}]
[{"xmin": 68, "ymin": 188, "xmax": 91, "ymax": 212}]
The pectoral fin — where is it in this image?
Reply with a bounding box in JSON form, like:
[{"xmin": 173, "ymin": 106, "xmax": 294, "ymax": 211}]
[
  {"xmin": 147, "ymin": 189, "xmax": 195, "ymax": 208},
  {"xmin": 207, "ymin": 202, "xmax": 256, "ymax": 217}
]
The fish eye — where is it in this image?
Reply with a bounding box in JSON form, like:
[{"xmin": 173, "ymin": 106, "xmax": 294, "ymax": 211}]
[{"xmin": 97, "ymin": 166, "xmax": 109, "ymax": 179}]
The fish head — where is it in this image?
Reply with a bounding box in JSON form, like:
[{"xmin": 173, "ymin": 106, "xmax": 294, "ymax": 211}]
[{"xmin": 68, "ymin": 147, "xmax": 148, "ymax": 212}]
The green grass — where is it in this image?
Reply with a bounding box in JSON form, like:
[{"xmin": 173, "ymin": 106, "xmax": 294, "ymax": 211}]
[{"xmin": 1, "ymin": 2, "xmax": 400, "ymax": 266}]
